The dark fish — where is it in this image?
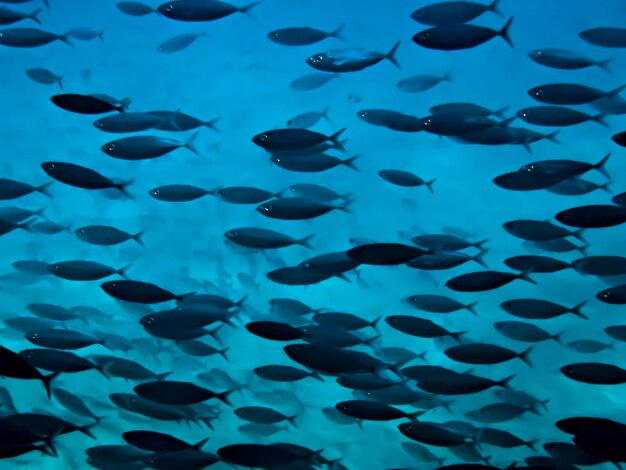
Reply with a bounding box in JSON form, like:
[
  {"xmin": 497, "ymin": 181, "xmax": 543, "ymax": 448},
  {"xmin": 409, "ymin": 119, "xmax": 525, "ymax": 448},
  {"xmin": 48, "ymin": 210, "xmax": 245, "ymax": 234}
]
[
  {"xmin": 405, "ymin": 250, "xmax": 487, "ymax": 270},
  {"xmin": 149, "ymin": 184, "xmax": 212, "ymax": 202},
  {"xmin": 517, "ymin": 106, "xmax": 606, "ymax": 127},
  {"xmin": 544, "ymin": 442, "xmax": 604, "ymax": 466},
  {"xmin": 417, "ymin": 371, "xmax": 513, "ymax": 395},
  {"xmin": 605, "ymin": 325, "xmax": 626, "ymax": 342},
  {"xmin": 123, "ymin": 430, "xmax": 208, "ymax": 452},
  {"xmin": 307, "ymin": 42, "xmax": 400, "ymax": 72},
  {"xmin": 397, "ymin": 72, "xmax": 451, "ymax": 93},
  {"xmin": 94, "ymin": 112, "xmax": 162, "ymax": 133},
  {"xmin": 143, "ymin": 449, "xmax": 220, "ymax": 468},
  {"xmin": 420, "ymin": 112, "xmax": 505, "ymax": 136},
  {"xmin": 503, "ymin": 219, "xmax": 585, "ymax": 242},
  {"xmin": 271, "ymin": 154, "xmax": 359, "ymax": 172},
  {"xmin": 410, "ymin": 0, "xmax": 502, "ymax": 26},
  {"xmin": 529, "ymin": 238, "xmax": 588, "ymax": 255},
  {"xmin": 157, "ymin": 1, "xmax": 258, "ymax": 22},
  {"xmin": 566, "ymin": 340, "xmax": 613, "ymax": 354},
  {"xmin": 413, "ymin": 18, "xmax": 513, "ymax": 50},
  {"xmin": 134, "ymin": 380, "xmax": 232, "ymax": 405},
  {"xmin": 284, "ymin": 343, "xmax": 392, "ymax": 375},
  {"xmin": 285, "ymin": 183, "xmax": 348, "ymax": 202},
  {"xmin": 266, "ymin": 266, "xmax": 334, "ymax": 285},
  {"xmin": 572, "ymin": 256, "xmax": 626, "ymax": 276},
  {"xmin": 91, "ymin": 355, "xmax": 170, "ymax": 381},
  {"xmin": 466, "ymin": 403, "xmax": 537, "ymax": 423},
  {"xmin": 347, "ymin": 243, "xmax": 428, "ymax": 265},
  {"xmin": 51, "ymin": 93, "xmax": 129, "ymax": 114},
  {"xmin": 478, "ymin": 428, "xmax": 537, "ymax": 451},
  {"xmin": 149, "ymin": 110, "xmax": 220, "ymax": 132},
  {"xmin": 298, "ymin": 251, "xmax": 360, "ymax": 276},
  {"xmin": 528, "ymin": 83, "xmax": 624, "ymax": 105},
  {"xmin": 5, "ymin": 317, "xmax": 55, "ymax": 332},
  {"xmin": 109, "ymin": 393, "xmax": 189, "ymax": 421},
  {"xmin": 117, "ymin": 2, "xmax": 157, "ymax": 16},
  {"xmin": 379, "ymin": 170, "xmax": 435, "ymax": 193},
  {"xmin": 213, "ymin": 186, "xmax": 277, "ymax": 204},
  {"xmin": 268, "ymin": 26, "xmax": 344, "ymax": 46},
  {"xmin": 580, "ymin": 27, "xmax": 626, "ymax": 47},
  {"xmin": 289, "ymin": 73, "xmax": 339, "ymax": 91},
  {"xmin": 430, "ymin": 102, "xmax": 507, "ymax": 117},
  {"xmin": 25, "ymin": 328, "xmax": 103, "ymax": 350},
  {"xmin": 253, "ymin": 128, "xmax": 345, "ymax": 152},
  {"xmin": 444, "ymin": 343, "xmax": 533, "ymax": 365},
  {"xmin": 20, "ymin": 349, "xmax": 101, "ymax": 373},
  {"xmin": 406, "ymin": 294, "xmax": 477, "ymax": 315},
  {"xmin": 27, "ymin": 302, "xmax": 78, "ymax": 321},
  {"xmin": 217, "ymin": 444, "xmax": 304, "ymax": 468},
  {"xmin": 254, "ymin": 365, "xmax": 322, "ymax": 382},
  {"xmin": 0, "ymin": 5, "xmax": 41, "ymax": 25},
  {"xmin": 561, "ymin": 362, "xmax": 626, "ymax": 384},
  {"xmin": 0, "ymin": 345, "xmax": 56, "ymax": 397},
  {"xmin": 100, "ymin": 280, "xmax": 191, "ymax": 304},
  {"xmin": 0, "ymin": 178, "xmax": 50, "ymax": 199},
  {"xmin": 597, "ymin": 284, "xmax": 626, "ymax": 304},
  {"xmin": 501, "ymin": 298, "xmax": 587, "ymax": 320},
  {"xmin": 245, "ymin": 321, "xmax": 306, "ymax": 341},
  {"xmin": 0, "ymin": 27, "xmax": 70, "ymax": 47},
  {"xmin": 299, "ymin": 325, "xmax": 379, "ymax": 348},
  {"xmin": 179, "ymin": 340, "xmax": 229, "ymax": 359},
  {"xmin": 386, "ymin": 315, "xmax": 465, "ymax": 340},
  {"xmin": 547, "ymin": 177, "xmax": 611, "ymax": 196},
  {"xmin": 225, "ymin": 227, "xmax": 313, "ymax": 249},
  {"xmin": 257, "ymin": 197, "xmax": 349, "ymax": 220},
  {"xmin": 556, "ymin": 204, "xmax": 626, "ymax": 228},
  {"xmin": 399, "ymin": 421, "xmax": 474, "ymax": 447},
  {"xmin": 53, "ymin": 387, "xmax": 102, "ymax": 422},
  {"xmin": 412, "ymin": 234, "xmax": 486, "ymax": 251},
  {"xmin": 504, "ymin": 255, "xmax": 571, "ymax": 273},
  {"xmin": 235, "ymin": 406, "xmax": 297, "ymax": 426},
  {"xmin": 528, "ymin": 48, "xmax": 612, "ymax": 71},
  {"xmin": 336, "ymin": 373, "xmax": 397, "ymax": 390},
  {"xmin": 48, "ymin": 260, "xmax": 129, "ymax": 281},
  {"xmin": 157, "ymin": 32, "xmax": 205, "ymax": 53},
  {"xmin": 335, "ymin": 400, "xmax": 423, "ymax": 421},
  {"xmin": 446, "ymin": 270, "xmax": 535, "ymax": 292},
  {"xmin": 269, "ymin": 298, "xmax": 322, "ymax": 317},
  {"xmin": 494, "ymin": 321, "xmax": 561, "ymax": 343},
  {"xmin": 41, "ymin": 162, "xmax": 132, "ymax": 197},
  {"xmin": 101, "ymin": 134, "xmax": 199, "ymax": 159},
  {"xmin": 28, "ymin": 220, "xmax": 69, "ymax": 235},
  {"xmin": 313, "ymin": 313, "xmax": 379, "ymax": 331},
  {"xmin": 75, "ymin": 225, "xmax": 144, "ymax": 246}
]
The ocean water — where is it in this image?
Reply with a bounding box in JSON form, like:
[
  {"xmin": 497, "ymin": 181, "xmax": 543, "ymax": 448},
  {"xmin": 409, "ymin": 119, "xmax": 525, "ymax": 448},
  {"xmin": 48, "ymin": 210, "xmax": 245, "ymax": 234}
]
[{"xmin": 0, "ymin": 0, "xmax": 626, "ymax": 469}]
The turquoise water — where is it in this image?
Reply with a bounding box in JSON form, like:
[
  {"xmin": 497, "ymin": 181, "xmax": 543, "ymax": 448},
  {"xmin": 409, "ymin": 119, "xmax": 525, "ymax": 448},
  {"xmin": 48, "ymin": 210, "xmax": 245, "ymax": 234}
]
[{"xmin": 0, "ymin": 0, "xmax": 625, "ymax": 468}]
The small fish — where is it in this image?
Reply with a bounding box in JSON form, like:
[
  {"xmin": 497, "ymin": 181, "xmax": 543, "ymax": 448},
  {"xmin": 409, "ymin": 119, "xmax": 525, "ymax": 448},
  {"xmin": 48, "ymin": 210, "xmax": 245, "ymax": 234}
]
[
  {"xmin": 286, "ymin": 107, "xmax": 330, "ymax": 128},
  {"xmin": 597, "ymin": 284, "xmax": 626, "ymax": 304},
  {"xmin": 157, "ymin": 1, "xmax": 258, "ymax": 22},
  {"xmin": 289, "ymin": 73, "xmax": 339, "ymax": 91},
  {"xmin": 253, "ymin": 128, "xmax": 345, "ymax": 152},
  {"xmin": 157, "ymin": 33, "xmax": 205, "ymax": 53},
  {"xmin": 580, "ymin": 27, "xmax": 626, "ymax": 48},
  {"xmin": 101, "ymin": 280, "xmax": 191, "ymax": 304},
  {"xmin": 235, "ymin": 406, "xmax": 298, "ymax": 426},
  {"xmin": 25, "ymin": 68, "xmax": 62, "ymax": 89},
  {"xmin": 397, "ymin": 72, "xmax": 451, "ymax": 93},
  {"xmin": 517, "ymin": 106, "xmax": 607, "ymax": 127},
  {"xmin": 503, "ymin": 219, "xmax": 585, "ymax": 242},
  {"xmin": 75, "ymin": 225, "xmax": 143, "ymax": 246},
  {"xmin": 134, "ymin": 380, "xmax": 232, "ymax": 406},
  {"xmin": 225, "ymin": 227, "xmax": 313, "ymax": 249},
  {"xmin": 306, "ymin": 42, "xmax": 401, "ymax": 72},
  {"xmin": 406, "ymin": 294, "xmax": 477, "ymax": 315},
  {"xmin": 48, "ymin": 260, "xmax": 130, "ymax": 281},
  {"xmin": 41, "ymin": 161, "xmax": 132, "ymax": 197},
  {"xmin": 561, "ymin": 362, "xmax": 626, "ymax": 384},
  {"xmin": 572, "ymin": 256, "xmax": 626, "ymax": 276},
  {"xmin": 528, "ymin": 83, "xmax": 625, "ymax": 105},
  {"xmin": 501, "ymin": 298, "xmax": 587, "ymax": 320},
  {"xmin": 413, "ymin": 18, "xmax": 513, "ymax": 50},
  {"xmin": 123, "ymin": 430, "xmax": 208, "ymax": 453},
  {"xmin": 101, "ymin": 134, "xmax": 199, "ymax": 159},
  {"xmin": 25, "ymin": 328, "xmax": 104, "ymax": 350},
  {"xmin": 528, "ymin": 48, "xmax": 612, "ymax": 72},
  {"xmin": 335, "ymin": 400, "xmax": 423, "ymax": 421},
  {"xmin": 556, "ymin": 204, "xmax": 626, "ymax": 228},
  {"xmin": 446, "ymin": 270, "xmax": 535, "ymax": 292},
  {"xmin": 0, "ymin": 178, "xmax": 51, "ymax": 199},
  {"xmin": 0, "ymin": 27, "xmax": 70, "ymax": 47},
  {"xmin": 0, "ymin": 6, "xmax": 41, "ymax": 25},
  {"xmin": 505, "ymin": 255, "xmax": 571, "ymax": 273},
  {"xmin": 379, "ymin": 170, "xmax": 435, "ymax": 193},
  {"xmin": 386, "ymin": 315, "xmax": 465, "ymax": 340},
  {"xmin": 411, "ymin": 0, "xmax": 502, "ymax": 26},
  {"xmin": 445, "ymin": 343, "xmax": 533, "ymax": 365},
  {"xmin": 93, "ymin": 112, "xmax": 163, "ymax": 133},
  {"xmin": 347, "ymin": 243, "xmax": 428, "ymax": 265},
  {"xmin": 117, "ymin": 2, "xmax": 157, "ymax": 16},
  {"xmin": 494, "ymin": 321, "xmax": 561, "ymax": 343},
  {"xmin": 268, "ymin": 25, "xmax": 344, "ymax": 46},
  {"xmin": 68, "ymin": 28, "xmax": 104, "ymax": 41},
  {"xmin": 256, "ymin": 197, "xmax": 350, "ymax": 220},
  {"xmin": 51, "ymin": 93, "xmax": 130, "ymax": 114}
]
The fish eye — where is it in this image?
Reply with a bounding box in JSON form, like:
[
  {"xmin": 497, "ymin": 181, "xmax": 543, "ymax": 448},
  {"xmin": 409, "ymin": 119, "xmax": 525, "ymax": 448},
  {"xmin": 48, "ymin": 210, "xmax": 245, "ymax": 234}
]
[
  {"xmin": 415, "ymin": 10, "xmax": 424, "ymax": 16},
  {"xmin": 164, "ymin": 4, "xmax": 173, "ymax": 11},
  {"xmin": 600, "ymin": 291, "xmax": 610, "ymax": 299},
  {"xmin": 52, "ymin": 265, "xmax": 59, "ymax": 271},
  {"xmin": 560, "ymin": 211, "xmax": 572, "ymax": 219}
]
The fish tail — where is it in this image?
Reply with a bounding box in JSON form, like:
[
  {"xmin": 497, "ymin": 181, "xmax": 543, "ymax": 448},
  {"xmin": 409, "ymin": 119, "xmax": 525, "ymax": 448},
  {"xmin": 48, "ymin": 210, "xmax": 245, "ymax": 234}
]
[
  {"xmin": 370, "ymin": 316, "xmax": 382, "ymax": 331},
  {"xmin": 193, "ymin": 438, "xmax": 210, "ymax": 450},
  {"xmin": 450, "ymin": 330, "xmax": 466, "ymax": 342},
  {"xmin": 576, "ymin": 243, "xmax": 590, "ymax": 256},
  {"xmin": 465, "ymin": 301, "xmax": 480, "ymax": 316},
  {"xmin": 608, "ymin": 84, "xmax": 626, "ymax": 96},
  {"xmin": 310, "ymin": 371, "xmax": 325, "ymax": 382},
  {"xmin": 572, "ymin": 228, "xmax": 586, "ymax": 242},
  {"xmin": 425, "ymin": 178, "xmax": 436, "ymax": 194},
  {"xmin": 43, "ymin": 435, "xmax": 58, "ymax": 457},
  {"xmin": 492, "ymin": 106, "xmax": 509, "ymax": 118},
  {"xmin": 330, "ymin": 24, "xmax": 346, "ymax": 40},
  {"xmin": 77, "ymin": 422, "xmax": 98, "ymax": 439},
  {"xmin": 204, "ymin": 117, "xmax": 220, "ymax": 133},
  {"xmin": 489, "ymin": 0, "xmax": 503, "ymax": 16},
  {"xmin": 597, "ymin": 58, "xmax": 613, "ymax": 73},
  {"xmin": 57, "ymin": 76, "xmax": 63, "ymax": 91},
  {"xmin": 517, "ymin": 270, "xmax": 536, "ymax": 285},
  {"xmin": 132, "ymin": 231, "xmax": 145, "ymax": 247},
  {"xmin": 474, "ymin": 238, "xmax": 489, "ymax": 250},
  {"xmin": 37, "ymin": 181, "xmax": 53, "ymax": 197},
  {"xmin": 115, "ymin": 180, "xmax": 135, "ymax": 200},
  {"xmin": 29, "ymin": 8, "xmax": 43, "ymax": 25},
  {"xmin": 552, "ymin": 330, "xmax": 565, "ymax": 345},
  {"xmin": 287, "ymin": 414, "xmax": 299, "ymax": 428},
  {"xmin": 117, "ymin": 263, "xmax": 132, "ymax": 279},
  {"xmin": 297, "ymin": 234, "xmax": 315, "ymax": 250},
  {"xmin": 234, "ymin": 295, "xmax": 248, "ymax": 309},
  {"xmin": 499, "ymin": 17, "xmax": 514, "ymax": 47},
  {"xmin": 592, "ymin": 113, "xmax": 609, "ymax": 128},
  {"xmin": 525, "ymin": 439, "xmax": 539, "ymax": 452},
  {"xmin": 594, "ymin": 152, "xmax": 611, "ymax": 178},
  {"xmin": 41, "ymin": 371, "xmax": 60, "ymax": 399},
  {"xmin": 98, "ymin": 31, "xmax": 104, "ymax": 41},
  {"xmin": 599, "ymin": 180, "xmax": 613, "ymax": 194},
  {"xmin": 184, "ymin": 132, "xmax": 200, "ymax": 155},
  {"xmin": 472, "ymin": 249, "xmax": 489, "ymax": 269},
  {"xmin": 215, "ymin": 389, "xmax": 234, "ymax": 407},
  {"xmin": 218, "ymin": 347, "xmax": 230, "ymax": 361},
  {"xmin": 342, "ymin": 154, "xmax": 360, "ymax": 171},
  {"xmin": 59, "ymin": 33, "xmax": 73, "ymax": 47},
  {"xmin": 238, "ymin": 2, "xmax": 259, "ymax": 15},
  {"xmin": 328, "ymin": 127, "xmax": 346, "ymax": 148},
  {"xmin": 321, "ymin": 105, "xmax": 331, "ymax": 122},
  {"xmin": 339, "ymin": 197, "xmax": 354, "ymax": 214},
  {"xmin": 119, "ymin": 98, "xmax": 132, "ymax": 112},
  {"xmin": 571, "ymin": 301, "xmax": 588, "ymax": 319},
  {"xmin": 385, "ymin": 41, "xmax": 401, "ymax": 68},
  {"xmin": 498, "ymin": 374, "xmax": 515, "ymax": 389},
  {"xmin": 519, "ymin": 346, "xmax": 534, "ymax": 367},
  {"xmin": 416, "ymin": 350, "xmax": 428, "ymax": 363},
  {"xmin": 407, "ymin": 410, "xmax": 424, "ymax": 421}
]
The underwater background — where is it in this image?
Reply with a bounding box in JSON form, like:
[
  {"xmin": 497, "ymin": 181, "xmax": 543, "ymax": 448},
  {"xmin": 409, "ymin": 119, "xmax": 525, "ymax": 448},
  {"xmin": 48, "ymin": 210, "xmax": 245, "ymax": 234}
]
[{"xmin": 0, "ymin": 0, "xmax": 626, "ymax": 468}]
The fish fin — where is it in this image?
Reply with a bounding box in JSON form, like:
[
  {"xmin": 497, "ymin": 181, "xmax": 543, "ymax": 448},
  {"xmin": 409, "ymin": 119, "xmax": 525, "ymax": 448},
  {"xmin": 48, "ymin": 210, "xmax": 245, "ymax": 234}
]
[
  {"xmin": 328, "ymin": 127, "xmax": 346, "ymax": 149},
  {"xmin": 132, "ymin": 231, "xmax": 145, "ymax": 247},
  {"xmin": 342, "ymin": 154, "xmax": 360, "ymax": 171},
  {"xmin": 238, "ymin": 2, "xmax": 259, "ymax": 15},
  {"xmin": 321, "ymin": 105, "xmax": 331, "ymax": 123},
  {"xmin": 599, "ymin": 180, "xmax": 612, "ymax": 194},
  {"xmin": 543, "ymin": 130, "xmax": 560, "ymax": 144},
  {"xmin": 450, "ymin": 330, "xmax": 466, "ymax": 342},
  {"xmin": 498, "ymin": 17, "xmax": 514, "ymax": 47},
  {"xmin": 29, "ymin": 8, "xmax": 42, "ymax": 25},
  {"xmin": 296, "ymin": 234, "xmax": 315, "ymax": 250},
  {"xmin": 517, "ymin": 270, "xmax": 536, "ymax": 285},
  {"xmin": 41, "ymin": 371, "xmax": 60, "ymax": 399},
  {"xmin": 407, "ymin": 410, "xmax": 425, "ymax": 421},
  {"xmin": 498, "ymin": 374, "xmax": 515, "ymax": 389},
  {"xmin": 552, "ymin": 330, "xmax": 565, "ymax": 345},
  {"xmin": 339, "ymin": 197, "xmax": 354, "ymax": 214},
  {"xmin": 192, "ymin": 438, "xmax": 209, "ymax": 450},
  {"xmin": 521, "ymin": 141, "xmax": 532, "ymax": 154},
  {"xmin": 385, "ymin": 41, "xmax": 401, "ymax": 68},
  {"xmin": 442, "ymin": 70, "xmax": 453, "ymax": 82},
  {"xmin": 234, "ymin": 295, "xmax": 248, "ymax": 309},
  {"xmin": 571, "ymin": 301, "xmax": 588, "ymax": 319},
  {"xmin": 474, "ymin": 239, "xmax": 489, "ymax": 250},
  {"xmin": 519, "ymin": 346, "xmax": 534, "ymax": 367},
  {"xmin": 489, "ymin": 0, "xmax": 503, "ymax": 16},
  {"xmin": 117, "ymin": 263, "xmax": 132, "ymax": 279},
  {"xmin": 184, "ymin": 132, "xmax": 200, "ymax": 155},
  {"xmin": 310, "ymin": 371, "xmax": 325, "ymax": 382},
  {"xmin": 425, "ymin": 178, "xmax": 436, "ymax": 194},
  {"xmin": 594, "ymin": 152, "xmax": 611, "ymax": 178},
  {"xmin": 215, "ymin": 389, "xmax": 234, "ymax": 406},
  {"xmin": 59, "ymin": 33, "xmax": 73, "ymax": 47},
  {"xmin": 608, "ymin": 84, "xmax": 626, "ymax": 96},
  {"xmin": 492, "ymin": 106, "xmax": 509, "ymax": 118},
  {"xmin": 57, "ymin": 76, "xmax": 63, "ymax": 91},
  {"xmin": 204, "ymin": 117, "xmax": 220, "ymax": 133},
  {"xmin": 370, "ymin": 316, "xmax": 382, "ymax": 331},
  {"xmin": 592, "ymin": 113, "xmax": 609, "ymax": 128},
  {"xmin": 330, "ymin": 24, "xmax": 345, "ymax": 40},
  {"xmin": 287, "ymin": 414, "xmax": 299, "ymax": 428},
  {"xmin": 35, "ymin": 207, "xmax": 48, "ymax": 220},
  {"xmin": 154, "ymin": 372, "xmax": 171, "ymax": 381},
  {"xmin": 37, "ymin": 181, "xmax": 53, "ymax": 197},
  {"xmin": 572, "ymin": 228, "xmax": 586, "ymax": 243},
  {"xmin": 597, "ymin": 58, "xmax": 613, "ymax": 73},
  {"xmin": 472, "ymin": 249, "xmax": 489, "ymax": 268},
  {"xmin": 77, "ymin": 422, "xmax": 98, "ymax": 439},
  {"xmin": 218, "ymin": 347, "xmax": 230, "ymax": 361},
  {"xmin": 115, "ymin": 180, "xmax": 134, "ymax": 200},
  {"xmin": 525, "ymin": 439, "xmax": 538, "ymax": 452},
  {"xmin": 465, "ymin": 301, "xmax": 479, "ymax": 316},
  {"xmin": 118, "ymin": 98, "xmax": 132, "ymax": 112}
]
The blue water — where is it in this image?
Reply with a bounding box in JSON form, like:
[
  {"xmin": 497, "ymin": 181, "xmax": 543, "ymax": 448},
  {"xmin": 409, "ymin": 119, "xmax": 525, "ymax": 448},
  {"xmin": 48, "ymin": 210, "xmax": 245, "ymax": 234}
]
[{"xmin": 1, "ymin": 0, "xmax": 626, "ymax": 468}]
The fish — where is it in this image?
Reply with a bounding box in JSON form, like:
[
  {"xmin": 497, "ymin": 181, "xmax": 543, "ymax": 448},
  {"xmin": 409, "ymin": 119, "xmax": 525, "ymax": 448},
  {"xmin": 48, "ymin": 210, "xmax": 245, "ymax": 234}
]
[
  {"xmin": 335, "ymin": 400, "xmax": 423, "ymax": 421},
  {"xmin": 406, "ymin": 294, "xmax": 478, "ymax": 315},
  {"xmin": 528, "ymin": 83, "xmax": 625, "ymax": 105},
  {"xmin": 413, "ymin": 18, "xmax": 513, "ymax": 50},
  {"xmin": 101, "ymin": 134, "xmax": 199, "ymax": 159},
  {"xmin": 157, "ymin": 1, "xmax": 258, "ymax": 22},
  {"xmin": 134, "ymin": 380, "xmax": 232, "ymax": 405},
  {"xmin": 517, "ymin": 106, "xmax": 607, "ymax": 127},
  {"xmin": 501, "ymin": 298, "xmax": 587, "ymax": 320},
  {"xmin": 256, "ymin": 197, "xmax": 350, "ymax": 220},
  {"xmin": 444, "ymin": 343, "xmax": 533, "ymax": 365},
  {"xmin": 386, "ymin": 315, "xmax": 466, "ymax": 340},
  {"xmin": 306, "ymin": 42, "xmax": 401, "ymax": 72},
  {"xmin": 225, "ymin": 227, "xmax": 314, "ymax": 249},
  {"xmin": 41, "ymin": 162, "xmax": 133, "ymax": 197},
  {"xmin": 93, "ymin": 112, "xmax": 163, "ymax": 133},
  {"xmin": 100, "ymin": 280, "xmax": 192, "ymax": 304},
  {"xmin": 379, "ymin": 170, "xmax": 436, "ymax": 192},
  {"xmin": 410, "ymin": 1, "xmax": 502, "ymax": 26},
  {"xmin": 580, "ymin": 27, "xmax": 626, "ymax": 47},
  {"xmin": 0, "ymin": 178, "xmax": 51, "ymax": 199},
  {"xmin": 556, "ymin": 204, "xmax": 626, "ymax": 228},
  {"xmin": 25, "ymin": 68, "xmax": 62, "ymax": 89},
  {"xmin": 528, "ymin": 48, "xmax": 612, "ymax": 71},
  {"xmin": 47, "ymin": 260, "xmax": 130, "ymax": 281},
  {"xmin": 397, "ymin": 72, "xmax": 451, "ymax": 92},
  {"xmin": 75, "ymin": 225, "xmax": 144, "ymax": 246},
  {"xmin": 148, "ymin": 184, "xmax": 212, "ymax": 202},
  {"xmin": 268, "ymin": 26, "xmax": 344, "ymax": 46},
  {"xmin": 561, "ymin": 362, "xmax": 626, "ymax": 384},
  {"xmin": 117, "ymin": 1, "xmax": 158, "ymax": 16},
  {"xmin": 289, "ymin": 73, "xmax": 339, "ymax": 91},
  {"xmin": 122, "ymin": 430, "xmax": 208, "ymax": 452},
  {"xmin": 157, "ymin": 32, "xmax": 205, "ymax": 53},
  {"xmin": 446, "ymin": 270, "xmax": 535, "ymax": 292},
  {"xmin": 0, "ymin": 27, "xmax": 70, "ymax": 47},
  {"xmin": 51, "ymin": 93, "xmax": 130, "ymax": 114}
]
